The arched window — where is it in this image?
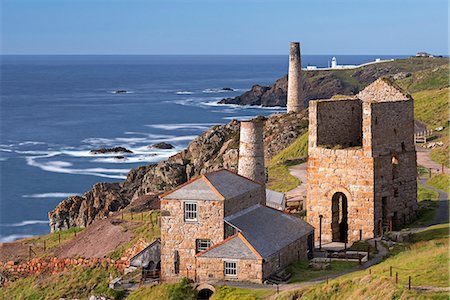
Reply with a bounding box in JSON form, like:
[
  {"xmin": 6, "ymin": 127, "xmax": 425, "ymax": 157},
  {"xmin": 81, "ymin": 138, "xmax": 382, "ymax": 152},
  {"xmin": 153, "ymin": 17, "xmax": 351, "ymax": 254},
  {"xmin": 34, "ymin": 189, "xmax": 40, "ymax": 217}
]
[{"xmin": 392, "ymin": 155, "xmax": 399, "ymax": 179}]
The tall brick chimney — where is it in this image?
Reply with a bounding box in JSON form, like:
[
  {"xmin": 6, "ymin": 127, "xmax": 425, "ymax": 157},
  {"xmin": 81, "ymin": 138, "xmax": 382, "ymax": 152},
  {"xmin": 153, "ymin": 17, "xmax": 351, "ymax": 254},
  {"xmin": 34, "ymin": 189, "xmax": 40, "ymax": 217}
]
[
  {"xmin": 238, "ymin": 119, "xmax": 266, "ymax": 185},
  {"xmin": 287, "ymin": 42, "xmax": 303, "ymax": 113}
]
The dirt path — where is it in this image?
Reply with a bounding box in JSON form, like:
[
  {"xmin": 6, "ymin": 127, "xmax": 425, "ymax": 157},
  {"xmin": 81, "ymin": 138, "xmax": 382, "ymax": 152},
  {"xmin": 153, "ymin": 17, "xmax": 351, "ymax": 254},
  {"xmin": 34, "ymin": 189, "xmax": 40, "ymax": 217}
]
[
  {"xmin": 416, "ymin": 147, "xmax": 449, "ymax": 174},
  {"xmin": 285, "ymin": 163, "xmax": 307, "ymax": 204}
]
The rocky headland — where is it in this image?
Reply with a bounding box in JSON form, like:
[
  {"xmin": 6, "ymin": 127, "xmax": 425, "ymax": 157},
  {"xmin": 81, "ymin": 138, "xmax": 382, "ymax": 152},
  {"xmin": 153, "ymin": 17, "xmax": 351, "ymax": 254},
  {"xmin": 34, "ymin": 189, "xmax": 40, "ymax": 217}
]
[
  {"xmin": 218, "ymin": 57, "xmax": 446, "ymax": 107},
  {"xmin": 49, "ymin": 111, "xmax": 308, "ymax": 231}
]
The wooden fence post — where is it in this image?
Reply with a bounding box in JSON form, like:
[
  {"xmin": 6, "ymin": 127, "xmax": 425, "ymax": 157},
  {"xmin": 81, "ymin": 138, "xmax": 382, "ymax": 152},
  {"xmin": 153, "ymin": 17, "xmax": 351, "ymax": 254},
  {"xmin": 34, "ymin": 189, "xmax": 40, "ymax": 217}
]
[
  {"xmin": 390, "ymin": 266, "xmax": 392, "ymax": 277},
  {"xmin": 43, "ymin": 240, "xmax": 46, "ymax": 252},
  {"xmin": 58, "ymin": 232, "xmax": 61, "ymax": 244},
  {"xmin": 408, "ymin": 276, "xmax": 411, "ymax": 290}
]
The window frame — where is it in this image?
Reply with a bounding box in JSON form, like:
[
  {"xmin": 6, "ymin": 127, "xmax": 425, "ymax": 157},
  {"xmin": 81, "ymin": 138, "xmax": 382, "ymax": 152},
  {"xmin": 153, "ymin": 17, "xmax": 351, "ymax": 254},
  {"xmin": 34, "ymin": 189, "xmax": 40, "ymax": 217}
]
[
  {"xmin": 184, "ymin": 201, "xmax": 198, "ymax": 222},
  {"xmin": 224, "ymin": 260, "xmax": 238, "ymax": 277},
  {"xmin": 196, "ymin": 239, "xmax": 212, "ymax": 253}
]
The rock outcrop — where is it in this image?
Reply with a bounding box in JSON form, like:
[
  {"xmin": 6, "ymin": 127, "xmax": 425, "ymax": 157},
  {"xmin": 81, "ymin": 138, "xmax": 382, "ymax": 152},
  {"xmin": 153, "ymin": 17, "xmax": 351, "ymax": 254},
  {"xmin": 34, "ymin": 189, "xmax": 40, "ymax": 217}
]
[
  {"xmin": 90, "ymin": 147, "xmax": 133, "ymax": 154},
  {"xmin": 49, "ymin": 112, "xmax": 308, "ymax": 231}
]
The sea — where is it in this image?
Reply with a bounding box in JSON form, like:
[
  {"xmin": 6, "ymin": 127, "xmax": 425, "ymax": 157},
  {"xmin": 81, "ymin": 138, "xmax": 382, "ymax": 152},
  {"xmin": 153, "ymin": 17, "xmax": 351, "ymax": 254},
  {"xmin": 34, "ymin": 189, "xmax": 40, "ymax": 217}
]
[{"xmin": 0, "ymin": 54, "xmax": 407, "ymax": 242}]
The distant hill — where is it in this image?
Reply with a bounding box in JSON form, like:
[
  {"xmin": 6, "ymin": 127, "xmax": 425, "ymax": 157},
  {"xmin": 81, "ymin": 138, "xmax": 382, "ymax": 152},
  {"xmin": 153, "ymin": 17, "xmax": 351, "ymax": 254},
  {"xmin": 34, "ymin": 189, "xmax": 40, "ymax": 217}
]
[{"xmin": 219, "ymin": 57, "xmax": 449, "ymax": 108}]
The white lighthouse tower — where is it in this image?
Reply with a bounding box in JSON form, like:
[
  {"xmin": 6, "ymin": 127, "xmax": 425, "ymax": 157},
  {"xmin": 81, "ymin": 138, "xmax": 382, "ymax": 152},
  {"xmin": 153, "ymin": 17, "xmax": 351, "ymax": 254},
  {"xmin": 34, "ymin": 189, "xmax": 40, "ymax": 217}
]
[{"xmin": 331, "ymin": 56, "xmax": 337, "ymax": 69}]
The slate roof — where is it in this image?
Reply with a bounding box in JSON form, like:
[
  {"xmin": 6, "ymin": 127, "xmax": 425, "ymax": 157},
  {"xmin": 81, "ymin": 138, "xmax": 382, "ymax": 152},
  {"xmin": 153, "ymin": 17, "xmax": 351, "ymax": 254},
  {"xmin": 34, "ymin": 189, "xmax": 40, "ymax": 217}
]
[
  {"xmin": 195, "ymin": 233, "xmax": 260, "ymax": 260},
  {"xmin": 161, "ymin": 169, "xmax": 262, "ymax": 201},
  {"xmin": 266, "ymin": 189, "xmax": 285, "ymax": 207},
  {"xmin": 225, "ymin": 204, "xmax": 314, "ymax": 258}
]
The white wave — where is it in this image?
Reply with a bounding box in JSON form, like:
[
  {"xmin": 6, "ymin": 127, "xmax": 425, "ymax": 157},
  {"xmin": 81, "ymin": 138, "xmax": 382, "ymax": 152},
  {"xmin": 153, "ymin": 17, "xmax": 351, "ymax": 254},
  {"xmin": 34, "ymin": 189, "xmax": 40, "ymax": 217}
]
[
  {"xmin": 176, "ymin": 91, "xmax": 193, "ymax": 95},
  {"xmin": 25, "ymin": 155, "xmax": 128, "ymax": 179},
  {"xmin": 22, "ymin": 193, "xmax": 80, "ymax": 199},
  {"xmin": 2, "ymin": 220, "xmax": 49, "ymax": 227},
  {"xmin": 109, "ymin": 90, "xmax": 134, "ymax": 94},
  {"xmin": 18, "ymin": 141, "xmax": 46, "ymax": 146},
  {"xmin": 0, "ymin": 234, "xmax": 34, "ymax": 243},
  {"xmin": 202, "ymin": 88, "xmax": 235, "ymax": 93},
  {"xmin": 92, "ymin": 155, "xmax": 159, "ymax": 164},
  {"xmin": 146, "ymin": 123, "xmax": 215, "ymax": 131},
  {"xmin": 222, "ymin": 116, "xmax": 256, "ymax": 121}
]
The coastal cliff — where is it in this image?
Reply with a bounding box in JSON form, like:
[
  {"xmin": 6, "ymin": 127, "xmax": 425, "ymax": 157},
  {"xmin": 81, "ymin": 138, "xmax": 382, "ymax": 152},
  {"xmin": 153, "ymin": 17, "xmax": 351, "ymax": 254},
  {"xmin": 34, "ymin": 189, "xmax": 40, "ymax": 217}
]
[
  {"xmin": 218, "ymin": 57, "xmax": 446, "ymax": 107},
  {"xmin": 49, "ymin": 111, "xmax": 308, "ymax": 231}
]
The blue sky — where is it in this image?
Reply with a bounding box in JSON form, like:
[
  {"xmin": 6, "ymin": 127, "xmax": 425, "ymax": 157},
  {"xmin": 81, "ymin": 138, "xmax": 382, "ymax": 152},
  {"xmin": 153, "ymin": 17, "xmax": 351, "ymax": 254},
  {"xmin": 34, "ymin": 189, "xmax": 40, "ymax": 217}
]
[{"xmin": 1, "ymin": 0, "xmax": 448, "ymax": 55}]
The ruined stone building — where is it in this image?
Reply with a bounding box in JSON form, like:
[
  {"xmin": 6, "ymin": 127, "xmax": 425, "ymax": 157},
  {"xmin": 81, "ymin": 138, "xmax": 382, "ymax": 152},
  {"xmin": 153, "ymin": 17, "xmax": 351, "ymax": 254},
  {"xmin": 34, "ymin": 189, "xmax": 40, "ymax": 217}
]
[
  {"xmin": 160, "ymin": 169, "xmax": 313, "ymax": 283},
  {"xmin": 306, "ymin": 78, "xmax": 418, "ymax": 244}
]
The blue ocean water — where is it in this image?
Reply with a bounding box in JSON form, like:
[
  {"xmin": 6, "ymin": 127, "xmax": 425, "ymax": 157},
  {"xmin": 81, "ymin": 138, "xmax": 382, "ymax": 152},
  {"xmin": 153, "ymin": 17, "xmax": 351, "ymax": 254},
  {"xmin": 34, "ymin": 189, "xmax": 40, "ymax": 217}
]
[{"xmin": 0, "ymin": 55, "xmax": 406, "ymax": 242}]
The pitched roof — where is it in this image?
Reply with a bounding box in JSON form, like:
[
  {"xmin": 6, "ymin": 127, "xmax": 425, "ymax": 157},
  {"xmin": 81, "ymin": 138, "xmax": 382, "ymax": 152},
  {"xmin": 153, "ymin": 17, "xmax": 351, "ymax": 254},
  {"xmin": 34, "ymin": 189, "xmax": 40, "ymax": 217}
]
[
  {"xmin": 225, "ymin": 204, "xmax": 314, "ymax": 258},
  {"xmin": 161, "ymin": 169, "xmax": 262, "ymax": 201},
  {"xmin": 196, "ymin": 233, "xmax": 260, "ymax": 260},
  {"xmin": 357, "ymin": 78, "xmax": 411, "ymax": 103},
  {"xmin": 266, "ymin": 189, "xmax": 285, "ymax": 206}
]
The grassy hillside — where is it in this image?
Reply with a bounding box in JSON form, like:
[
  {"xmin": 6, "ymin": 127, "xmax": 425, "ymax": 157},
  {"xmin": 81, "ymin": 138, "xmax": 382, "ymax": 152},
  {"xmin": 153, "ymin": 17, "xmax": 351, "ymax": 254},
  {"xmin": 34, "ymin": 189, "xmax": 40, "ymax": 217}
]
[
  {"xmin": 267, "ymin": 132, "xmax": 308, "ymax": 192},
  {"xmin": 277, "ymin": 224, "xmax": 450, "ymax": 300},
  {"xmin": 0, "ymin": 265, "xmax": 124, "ymax": 300}
]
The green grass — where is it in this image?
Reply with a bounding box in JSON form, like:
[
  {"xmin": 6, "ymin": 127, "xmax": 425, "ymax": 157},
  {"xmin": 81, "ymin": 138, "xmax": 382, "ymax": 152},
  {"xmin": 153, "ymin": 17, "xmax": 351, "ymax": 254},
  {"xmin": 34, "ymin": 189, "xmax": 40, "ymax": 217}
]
[
  {"xmin": 412, "ymin": 88, "xmax": 449, "ymax": 128},
  {"xmin": 427, "ymin": 174, "xmax": 450, "ymax": 194},
  {"xmin": 0, "ymin": 265, "xmax": 125, "ymax": 300},
  {"xmin": 430, "ymin": 130, "xmax": 450, "ymax": 168},
  {"xmin": 22, "ymin": 227, "xmax": 85, "ymax": 257},
  {"xmin": 396, "ymin": 63, "xmax": 449, "ymax": 93},
  {"xmin": 267, "ymin": 132, "xmax": 308, "ymax": 192},
  {"xmin": 211, "ymin": 286, "xmax": 274, "ymax": 300},
  {"xmin": 277, "ymin": 224, "xmax": 450, "ymax": 300},
  {"xmin": 288, "ymin": 260, "xmax": 358, "ymax": 284},
  {"xmin": 418, "ymin": 184, "xmax": 439, "ymax": 201},
  {"xmin": 108, "ymin": 211, "xmax": 161, "ymax": 260},
  {"xmin": 127, "ymin": 278, "xmax": 197, "ymax": 300}
]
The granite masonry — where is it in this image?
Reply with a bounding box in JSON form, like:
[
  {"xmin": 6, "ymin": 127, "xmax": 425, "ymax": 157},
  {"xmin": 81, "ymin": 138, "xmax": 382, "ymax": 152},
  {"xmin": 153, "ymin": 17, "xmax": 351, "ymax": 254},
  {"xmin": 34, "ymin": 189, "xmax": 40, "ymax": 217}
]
[
  {"xmin": 306, "ymin": 78, "xmax": 418, "ymax": 244},
  {"xmin": 287, "ymin": 42, "xmax": 303, "ymax": 113}
]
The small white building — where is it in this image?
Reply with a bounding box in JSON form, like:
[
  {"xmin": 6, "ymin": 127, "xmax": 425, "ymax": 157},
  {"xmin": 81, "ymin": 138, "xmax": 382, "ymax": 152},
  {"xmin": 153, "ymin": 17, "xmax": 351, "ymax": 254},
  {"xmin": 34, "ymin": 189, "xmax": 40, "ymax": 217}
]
[{"xmin": 331, "ymin": 57, "xmax": 337, "ymax": 68}]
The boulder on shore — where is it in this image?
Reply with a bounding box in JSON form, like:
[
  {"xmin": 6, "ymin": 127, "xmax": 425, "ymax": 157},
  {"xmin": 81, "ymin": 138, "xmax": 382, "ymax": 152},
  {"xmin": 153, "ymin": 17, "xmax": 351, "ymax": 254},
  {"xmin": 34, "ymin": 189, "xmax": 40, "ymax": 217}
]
[
  {"xmin": 90, "ymin": 147, "xmax": 133, "ymax": 154},
  {"xmin": 151, "ymin": 142, "xmax": 175, "ymax": 150}
]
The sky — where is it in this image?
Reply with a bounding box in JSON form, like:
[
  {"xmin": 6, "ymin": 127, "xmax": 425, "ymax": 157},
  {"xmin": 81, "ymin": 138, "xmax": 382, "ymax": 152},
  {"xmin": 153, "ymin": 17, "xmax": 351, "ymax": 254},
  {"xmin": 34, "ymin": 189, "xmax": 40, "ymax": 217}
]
[{"xmin": 1, "ymin": 0, "xmax": 448, "ymax": 55}]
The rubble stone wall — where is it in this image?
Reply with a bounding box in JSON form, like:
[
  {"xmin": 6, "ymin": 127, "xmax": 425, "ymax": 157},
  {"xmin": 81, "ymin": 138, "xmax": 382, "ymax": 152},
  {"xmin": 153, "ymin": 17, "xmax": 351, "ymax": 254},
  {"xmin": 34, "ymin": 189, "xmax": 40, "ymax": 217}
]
[
  {"xmin": 316, "ymin": 99, "xmax": 362, "ymax": 148},
  {"xmin": 262, "ymin": 233, "xmax": 310, "ymax": 278},
  {"xmin": 160, "ymin": 199, "xmax": 224, "ymax": 281},
  {"xmin": 195, "ymin": 257, "xmax": 262, "ymax": 284}
]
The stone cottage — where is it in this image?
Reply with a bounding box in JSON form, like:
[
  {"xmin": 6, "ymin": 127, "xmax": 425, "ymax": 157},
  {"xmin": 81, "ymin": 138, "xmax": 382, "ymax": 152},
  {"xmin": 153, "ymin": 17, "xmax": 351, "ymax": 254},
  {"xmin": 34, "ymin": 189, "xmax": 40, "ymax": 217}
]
[
  {"xmin": 306, "ymin": 78, "xmax": 418, "ymax": 244},
  {"xmin": 160, "ymin": 169, "xmax": 314, "ymax": 283}
]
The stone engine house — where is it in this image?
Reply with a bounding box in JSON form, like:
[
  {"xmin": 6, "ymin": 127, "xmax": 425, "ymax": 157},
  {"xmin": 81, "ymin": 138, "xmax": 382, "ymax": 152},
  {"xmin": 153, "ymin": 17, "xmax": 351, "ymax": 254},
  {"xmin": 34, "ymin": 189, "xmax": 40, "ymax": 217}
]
[
  {"xmin": 306, "ymin": 78, "xmax": 418, "ymax": 244},
  {"xmin": 160, "ymin": 169, "xmax": 314, "ymax": 283}
]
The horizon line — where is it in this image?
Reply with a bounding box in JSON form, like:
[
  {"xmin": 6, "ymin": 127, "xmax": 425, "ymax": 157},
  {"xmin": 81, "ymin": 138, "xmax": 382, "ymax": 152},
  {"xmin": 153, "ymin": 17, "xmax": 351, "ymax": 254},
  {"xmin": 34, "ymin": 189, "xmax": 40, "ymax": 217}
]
[{"xmin": 0, "ymin": 53, "xmax": 435, "ymax": 56}]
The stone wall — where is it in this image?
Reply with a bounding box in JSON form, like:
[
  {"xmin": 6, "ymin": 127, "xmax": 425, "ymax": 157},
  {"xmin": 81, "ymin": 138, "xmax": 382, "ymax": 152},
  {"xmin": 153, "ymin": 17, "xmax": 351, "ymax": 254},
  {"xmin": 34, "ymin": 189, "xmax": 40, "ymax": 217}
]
[
  {"xmin": 160, "ymin": 199, "xmax": 224, "ymax": 281},
  {"xmin": 223, "ymin": 186, "xmax": 266, "ymax": 217},
  {"xmin": 195, "ymin": 257, "xmax": 262, "ymax": 284},
  {"xmin": 307, "ymin": 148, "xmax": 375, "ymax": 243},
  {"xmin": 262, "ymin": 234, "xmax": 310, "ymax": 278},
  {"xmin": 316, "ymin": 99, "xmax": 362, "ymax": 148}
]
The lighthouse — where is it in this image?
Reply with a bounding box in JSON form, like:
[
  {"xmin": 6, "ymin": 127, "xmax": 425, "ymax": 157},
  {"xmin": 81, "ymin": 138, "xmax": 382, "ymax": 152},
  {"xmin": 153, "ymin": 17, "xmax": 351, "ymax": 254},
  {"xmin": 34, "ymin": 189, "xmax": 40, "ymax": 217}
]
[{"xmin": 331, "ymin": 56, "xmax": 337, "ymax": 69}]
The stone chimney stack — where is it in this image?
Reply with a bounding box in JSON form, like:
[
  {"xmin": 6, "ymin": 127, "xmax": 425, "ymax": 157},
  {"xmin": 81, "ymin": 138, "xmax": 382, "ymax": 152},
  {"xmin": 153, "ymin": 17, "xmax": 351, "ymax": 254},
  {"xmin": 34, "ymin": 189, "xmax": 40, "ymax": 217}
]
[
  {"xmin": 287, "ymin": 42, "xmax": 303, "ymax": 113},
  {"xmin": 238, "ymin": 119, "xmax": 266, "ymax": 185}
]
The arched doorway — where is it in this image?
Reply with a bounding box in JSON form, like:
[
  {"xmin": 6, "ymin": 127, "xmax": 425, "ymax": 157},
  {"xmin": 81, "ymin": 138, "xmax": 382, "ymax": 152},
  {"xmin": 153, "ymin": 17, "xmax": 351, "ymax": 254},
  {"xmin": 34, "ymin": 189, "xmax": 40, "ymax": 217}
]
[
  {"xmin": 196, "ymin": 284, "xmax": 215, "ymax": 300},
  {"xmin": 331, "ymin": 192, "xmax": 348, "ymax": 242},
  {"xmin": 197, "ymin": 288, "xmax": 214, "ymax": 300}
]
